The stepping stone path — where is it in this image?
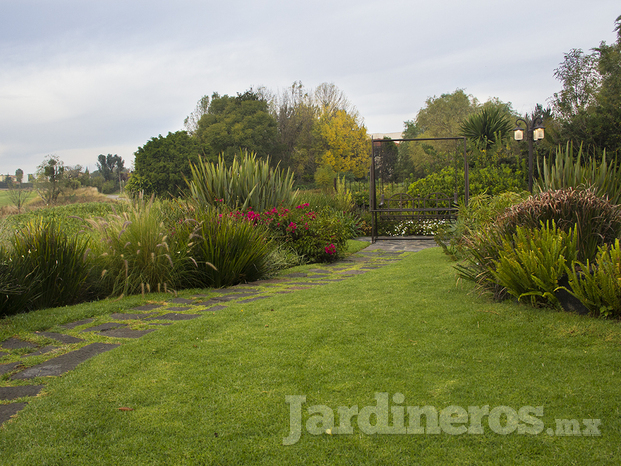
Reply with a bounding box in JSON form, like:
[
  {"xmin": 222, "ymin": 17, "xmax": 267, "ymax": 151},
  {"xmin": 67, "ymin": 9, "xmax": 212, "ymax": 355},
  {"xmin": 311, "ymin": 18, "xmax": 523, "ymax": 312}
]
[{"xmin": 0, "ymin": 246, "xmax": 427, "ymax": 427}]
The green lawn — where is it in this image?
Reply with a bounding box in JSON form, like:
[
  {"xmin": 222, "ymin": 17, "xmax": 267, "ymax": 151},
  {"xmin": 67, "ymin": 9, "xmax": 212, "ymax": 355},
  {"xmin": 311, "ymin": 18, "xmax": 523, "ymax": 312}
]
[{"xmin": 1, "ymin": 247, "xmax": 620, "ymax": 465}]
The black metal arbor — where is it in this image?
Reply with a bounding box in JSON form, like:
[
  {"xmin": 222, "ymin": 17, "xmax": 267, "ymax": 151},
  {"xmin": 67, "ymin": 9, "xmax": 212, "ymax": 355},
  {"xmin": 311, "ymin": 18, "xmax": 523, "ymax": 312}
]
[{"xmin": 369, "ymin": 137, "xmax": 470, "ymax": 243}]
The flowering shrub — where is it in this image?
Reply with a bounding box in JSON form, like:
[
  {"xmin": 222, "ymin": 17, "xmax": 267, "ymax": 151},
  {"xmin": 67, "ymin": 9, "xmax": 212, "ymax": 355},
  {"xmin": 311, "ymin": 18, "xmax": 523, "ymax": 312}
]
[{"xmin": 224, "ymin": 203, "xmax": 354, "ymax": 263}]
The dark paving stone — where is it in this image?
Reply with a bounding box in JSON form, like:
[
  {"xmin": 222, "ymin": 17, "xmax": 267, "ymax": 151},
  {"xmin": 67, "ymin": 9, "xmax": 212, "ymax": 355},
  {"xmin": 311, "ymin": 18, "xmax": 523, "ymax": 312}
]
[
  {"xmin": 197, "ymin": 305, "xmax": 227, "ymax": 313},
  {"xmin": 168, "ymin": 298, "xmax": 195, "ymax": 304},
  {"xmin": 0, "ymin": 351, "xmax": 8, "ymax": 359},
  {"xmin": 165, "ymin": 306, "xmax": 191, "ymax": 312},
  {"xmin": 0, "ymin": 385, "xmax": 44, "ymax": 401},
  {"xmin": 308, "ymin": 268, "xmax": 332, "ymax": 273},
  {"xmin": 11, "ymin": 343, "xmax": 120, "ymax": 380},
  {"xmin": 80, "ymin": 323, "xmax": 127, "ymax": 333},
  {"xmin": 100, "ymin": 328, "xmax": 156, "ymax": 339},
  {"xmin": 0, "ymin": 362, "xmax": 22, "ymax": 375},
  {"xmin": 322, "ymin": 279, "xmax": 346, "ymax": 282},
  {"xmin": 361, "ymin": 266, "xmax": 382, "ymax": 269},
  {"xmin": 1, "ymin": 338, "xmax": 36, "ymax": 350},
  {"xmin": 146, "ymin": 313, "xmax": 201, "ymax": 321},
  {"xmin": 210, "ymin": 295, "xmax": 243, "ymax": 303},
  {"xmin": 0, "ymin": 403, "xmax": 28, "ymax": 425},
  {"xmin": 275, "ymin": 291, "xmax": 295, "ymax": 294},
  {"xmin": 60, "ymin": 318, "xmax": 95, "ymax": 330},
  {"xmin": 249, "ymin": 279, "xmax": 288, "ymax": 285},
  {"xmin": 37, "ymin": 332, "xmax": 84, "ymax": 345},
  {"xmin": 284, "ymin": 272, "xmax": 307, "ymax": 278},
  {"xmin": 337, "ymin": 270, "xmax": 367, "ymax": 275},
  {"xmin": 307, "ymin": 274, "xmax": 331, "ymax": 278},
  {"xmin": 132, "ymin": 304, "xmax": 163, "ymax": 311},
  {"xmin": 110, "ymin": 313, "xmax": 156, "ymax": 320},
  {"xmin": 287, "ymin": 286, "xmax": 314, "ymax": 290},
  {"xmin": 147, "ymin": 323, "xmax": 173, "ymax": 326},
  {"xmin": 23, "ymin": 346, "xmax": 57, "ymax": 358},
  {"xmin": 237, "ymin": 296, "xmax": 269, "ymax": 303},
  {"xmin": 292, "ymin": 281, "xmax": 327, "ymax": 286}
]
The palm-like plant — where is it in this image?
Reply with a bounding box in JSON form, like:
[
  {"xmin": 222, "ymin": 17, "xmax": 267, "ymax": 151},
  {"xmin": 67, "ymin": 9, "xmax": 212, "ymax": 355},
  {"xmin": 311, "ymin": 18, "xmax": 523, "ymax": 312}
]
[{"xmin": 460, "ymin": 107, "xmax": 513, "ymax": 150}]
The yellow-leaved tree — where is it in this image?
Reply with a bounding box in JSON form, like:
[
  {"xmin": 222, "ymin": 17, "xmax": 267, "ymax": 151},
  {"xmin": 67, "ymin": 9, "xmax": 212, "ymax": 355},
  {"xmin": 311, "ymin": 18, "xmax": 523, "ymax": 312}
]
[{"xmin": 316, "ymin": 109, "xmax": 370, "ymax": 177}]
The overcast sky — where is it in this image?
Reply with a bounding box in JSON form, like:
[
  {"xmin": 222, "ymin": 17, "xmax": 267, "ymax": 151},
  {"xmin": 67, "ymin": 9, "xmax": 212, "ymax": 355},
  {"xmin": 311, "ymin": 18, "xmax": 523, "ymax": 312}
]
[{"xmin": 1, "ymin": 1, "xmax": 619, "ymax": 176}]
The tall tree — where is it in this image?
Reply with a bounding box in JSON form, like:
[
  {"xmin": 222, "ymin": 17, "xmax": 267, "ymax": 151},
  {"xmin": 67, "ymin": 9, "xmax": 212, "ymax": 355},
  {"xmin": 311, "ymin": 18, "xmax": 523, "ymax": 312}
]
[
  {"xmin": 184, "ymin": 95, "xmax": 210, "ymax": 135},
  {"xmin": 35, "ymin": 155, "xmax": 65, "ymax": 204},
  {"xmin": 15, "ymin": 168, "xmax": 23, "ymax": 183}
]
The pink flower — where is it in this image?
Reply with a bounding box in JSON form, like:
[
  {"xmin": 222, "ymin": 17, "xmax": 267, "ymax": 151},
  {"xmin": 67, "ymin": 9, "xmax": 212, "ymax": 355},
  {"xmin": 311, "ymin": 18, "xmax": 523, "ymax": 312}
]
[
  {"xmin": 325, "ymin": 243, "xmax": 336, "ymax": 255},
  {"xmin": 287, "ymin": 222, "xmax": 297, "ymax": 232}
]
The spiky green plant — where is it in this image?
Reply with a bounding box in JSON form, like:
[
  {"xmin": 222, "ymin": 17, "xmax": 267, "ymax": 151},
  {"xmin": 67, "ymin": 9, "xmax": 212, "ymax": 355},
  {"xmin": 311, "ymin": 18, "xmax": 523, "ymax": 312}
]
[
  {"xmin": 459, "ymin": 107, "xmax": 513, "ymax": 150},
  {"xmin": 536, "ymin": 142, "xmax": 621, "ymax": 204},
  {"xmin": 490, "ymin": 221, "xmax": 577, "ymax": 307},
  {"xmin": 187, "ymin": 207, "xmax": 273, "ymax": 288},
  {"xmin": 564, "ymin": 240, "xmax": 621, "ymax": 317},
  {"xmin": 186, "ymin": 150, "xmax": 298, "ymax": 212},
  {"xmin": 1, "ymin": 219, "xmax": 91, "ymax": 314}
]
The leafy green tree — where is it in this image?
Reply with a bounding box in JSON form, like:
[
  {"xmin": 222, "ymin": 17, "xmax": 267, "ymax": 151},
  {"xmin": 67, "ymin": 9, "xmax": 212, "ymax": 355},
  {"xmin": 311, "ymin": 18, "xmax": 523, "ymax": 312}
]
[
  {"xmin": 34, "ymin": 155, "xmax": 65, "ymax": 204},
  {"xmin": 15, "ymin": 168, "xmax": 23, "ymax": 184},
  {"xmin": 196, "ymin": 89, "xmax": 278, "ymax": 163},
  {"xmin": 132, "ymin": 131, "xmax": 201, "ymax": 197}
]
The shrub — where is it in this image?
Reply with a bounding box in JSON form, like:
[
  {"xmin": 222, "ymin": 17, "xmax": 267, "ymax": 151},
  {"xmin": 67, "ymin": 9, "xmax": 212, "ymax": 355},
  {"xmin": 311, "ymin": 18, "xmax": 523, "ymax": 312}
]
[
  {"xmin": 564, "ymin": 240, "xmax": 621, "ymax": 317},
  {"xmin": 0, "ymin": 220, "xmax": 91, "ymax": 315},
  {"xmin": 490, "ymin": 221, "xmax": 578, "ymax": 307},
  {"xmin": 187, "ymin": 150, "xmax": 298, "ymax": 212},
  {"xmin": 498, "ymin": 188, "xmax": 621, "ymax": 261},
  {"xmin": 407, "ymin": 165, "xmax": 526, "ymax": 201},
  {"xmin": 253, "ymin": 204, "xmax": 352, "ymax": 263},
  {"xmin": 435, "ymin": 191, "xmax": 528, "ymax": 258}
]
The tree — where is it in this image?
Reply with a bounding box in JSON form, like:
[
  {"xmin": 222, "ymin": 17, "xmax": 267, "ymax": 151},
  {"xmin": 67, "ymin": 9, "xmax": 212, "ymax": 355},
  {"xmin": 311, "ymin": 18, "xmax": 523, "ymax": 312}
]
[
  {"xmin": 399, "ymin": 89, "xmax": 478, "ymax": 180},
  {"xmin": 6, "ymin": 178, "xmax": 33, "ymax": 213},
  {"xmin": 132, "ymin": 131, "xmax": 201, "ymax": 197},
  {"xmin": 34, "ymin": 155, "xmax": 65, "ymax": 204},
  {"xmin": 195, "ymin": 89, "xmax": 279, "ymax": 164},
  {"xmin": 315, "ymin": 109, "xmax": 369, "ymax": 177},
  {"xmin": 15, "ymin": 168, "xmax": 23, "ymax": 184},
  {"xmin": 550, "ymin": 15, "xmax": 621, "ymax": 154}
]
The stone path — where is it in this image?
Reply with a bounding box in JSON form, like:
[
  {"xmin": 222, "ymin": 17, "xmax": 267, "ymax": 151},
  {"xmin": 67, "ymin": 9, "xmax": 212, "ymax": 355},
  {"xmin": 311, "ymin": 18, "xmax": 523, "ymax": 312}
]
[{"xmin": 0, "ymin": 239, "xmax": 437, "ymax": 427}]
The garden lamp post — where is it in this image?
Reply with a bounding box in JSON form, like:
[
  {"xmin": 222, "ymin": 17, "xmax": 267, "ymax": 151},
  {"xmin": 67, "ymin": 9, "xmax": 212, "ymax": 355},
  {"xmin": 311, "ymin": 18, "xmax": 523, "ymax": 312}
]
[{"xmin": 514, "ymin": 115, "xmax": 545, "ymax": 193}]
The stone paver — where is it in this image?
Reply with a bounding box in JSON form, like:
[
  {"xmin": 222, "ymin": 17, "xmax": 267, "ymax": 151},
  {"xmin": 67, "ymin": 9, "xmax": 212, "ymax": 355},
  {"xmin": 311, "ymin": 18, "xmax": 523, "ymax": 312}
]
[
  {"xmin": 0, "ymin": 362, "xmax": 22, "ymax": 376},
  {"xmin": 110, "ymin": 313, "xmax": 156, "ymax": 320},
  {"xmin": 37, "ymin": 332, "xmax": 83, "ymax": 345},
  {"xmin": 100, "ymin": 328, "xmax": 156, "ymax": 339},
  {"xmin": 0, "ymin": 385, "xmax": 44, "ymax": 401},
  {"xmin": 132, "ymin": 304, "xmax": 163, "ymax": 311},
  {"xmin": 197, "ymin": 305, "xmax": 227, "ymax": 312},
  {"xmin": 1, "ymin": 338, "xmax": 36, "ymax": 350},
  {"xmin": 60, "ymin": 318, "xmax": 95, "ymax": 330},
  {"xmin": 0, "ymin": 403, "xmax": 28, "ymax": 425},
  {"xmin": 81, "ymin": 323, "xmax": 126, "ymax": 333},
  {"xmin": 146, "ymin": 313, "xmax": 201, "ymax": 321},
  {"xmin": 23, "ymin": 346, "xmax": 57, "ymax": 358},
  {"xmin": 11, "ymin": 343, "xmax": 120, "ymax": 380}
]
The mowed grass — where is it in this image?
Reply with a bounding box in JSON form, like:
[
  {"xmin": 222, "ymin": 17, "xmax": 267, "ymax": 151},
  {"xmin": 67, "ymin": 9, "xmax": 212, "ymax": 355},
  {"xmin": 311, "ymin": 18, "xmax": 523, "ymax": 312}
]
[{"xmin": 1, "ymin": 247, "xmax": 621, "ymax": 465}]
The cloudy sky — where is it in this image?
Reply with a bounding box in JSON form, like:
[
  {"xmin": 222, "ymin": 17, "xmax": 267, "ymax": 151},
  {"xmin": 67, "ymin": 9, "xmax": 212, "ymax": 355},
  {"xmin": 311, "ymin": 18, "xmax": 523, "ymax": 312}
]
[{"xmin": 1, "ymin": 0, "xmax": 619, "ymax": 176}]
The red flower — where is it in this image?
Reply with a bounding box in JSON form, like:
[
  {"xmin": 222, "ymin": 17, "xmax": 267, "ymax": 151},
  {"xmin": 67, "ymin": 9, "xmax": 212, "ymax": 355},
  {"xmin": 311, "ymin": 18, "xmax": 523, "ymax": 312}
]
[{"xmin": 325, "ymin": 243, "xmax": 336, "ymax": 255}]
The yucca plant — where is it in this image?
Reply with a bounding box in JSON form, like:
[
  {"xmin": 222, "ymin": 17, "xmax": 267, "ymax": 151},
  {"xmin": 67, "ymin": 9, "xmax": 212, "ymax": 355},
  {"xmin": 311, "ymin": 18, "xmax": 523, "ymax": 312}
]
[
  {"xmin": 490, "ymin": 221, "xmax": 578, "ymax": 307},
  {"xmin": 459, "ymin": 107, "xmax": 513, "ymax": 150},
  {"xmin": 536, "ymin": 142, "xmax": 621, "ymax": 204},
  {"xmin": 84, "ymin": 196, "xmax": 197, "ymax": 297},
  {"xmin": 187, "ymin": 150, "xmax": 298, "ymax": 212},
  {"xmin": 1, "ymin": 219, "xmax": 91, "ymax": 314}
]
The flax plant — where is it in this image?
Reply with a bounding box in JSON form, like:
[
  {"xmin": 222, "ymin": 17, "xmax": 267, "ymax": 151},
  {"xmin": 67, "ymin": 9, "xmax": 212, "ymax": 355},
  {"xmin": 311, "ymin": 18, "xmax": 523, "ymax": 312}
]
[{"xmin": 186, "ymin": 150, "xmax": 298, "ymax": 212}]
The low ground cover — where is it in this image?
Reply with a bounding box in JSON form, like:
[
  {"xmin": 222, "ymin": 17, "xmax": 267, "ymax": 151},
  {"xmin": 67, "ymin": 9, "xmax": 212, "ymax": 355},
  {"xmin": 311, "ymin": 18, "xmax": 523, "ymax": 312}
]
[{"xmin": 1, "ymin": 247, "xmax": 619, "ymax": 465}]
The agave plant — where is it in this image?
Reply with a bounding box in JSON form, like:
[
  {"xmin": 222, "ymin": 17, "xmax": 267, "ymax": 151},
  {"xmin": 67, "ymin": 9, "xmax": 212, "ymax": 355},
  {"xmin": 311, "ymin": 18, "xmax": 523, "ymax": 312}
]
[{"xmin": 186, "ymin": 150, "xmax": 298, "ymax": 212}]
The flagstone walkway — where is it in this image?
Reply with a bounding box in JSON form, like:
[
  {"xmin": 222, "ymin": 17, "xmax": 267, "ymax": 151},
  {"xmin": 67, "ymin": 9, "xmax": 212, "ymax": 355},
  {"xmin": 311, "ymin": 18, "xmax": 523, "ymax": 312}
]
[{"xmin": 0, "ymin": 240, "xmax": 438, "ymax": 426}]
